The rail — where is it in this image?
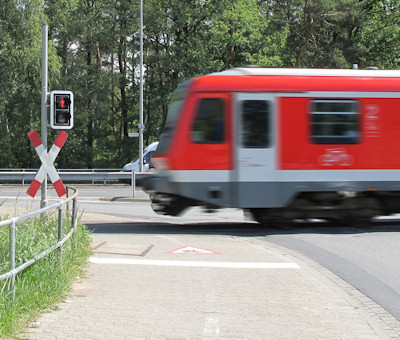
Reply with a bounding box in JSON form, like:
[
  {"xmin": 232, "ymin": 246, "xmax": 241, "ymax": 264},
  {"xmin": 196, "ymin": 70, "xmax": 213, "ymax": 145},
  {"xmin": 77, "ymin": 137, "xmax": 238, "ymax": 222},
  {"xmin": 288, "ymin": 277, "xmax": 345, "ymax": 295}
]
[
  {"xmin": 0, "ymin": 169, "xmax": 150, "ymax": 196},
  {"xmin": 0, "ymin": 186, "xmax": 79, "ymax": 299}
]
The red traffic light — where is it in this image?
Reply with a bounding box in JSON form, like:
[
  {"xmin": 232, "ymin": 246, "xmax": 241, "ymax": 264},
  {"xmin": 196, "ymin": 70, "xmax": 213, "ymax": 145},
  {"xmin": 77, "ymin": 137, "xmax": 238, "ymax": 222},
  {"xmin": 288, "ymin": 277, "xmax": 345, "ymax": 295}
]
[
  {"xmin": 51, "ymin": 90, "xmax": 74, "ymax": 129},
  {"xmin": 55, "ymin": 95, "xmax": 70, "ymax": 109}
]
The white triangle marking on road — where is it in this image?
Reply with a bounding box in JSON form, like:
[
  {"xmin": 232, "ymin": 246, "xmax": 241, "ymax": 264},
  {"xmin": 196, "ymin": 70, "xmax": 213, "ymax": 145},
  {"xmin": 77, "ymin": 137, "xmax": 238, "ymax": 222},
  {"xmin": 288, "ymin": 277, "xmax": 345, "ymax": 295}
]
[{"xmin": 166, "ymin": 246, "xmax": 221, "ymax": 254}]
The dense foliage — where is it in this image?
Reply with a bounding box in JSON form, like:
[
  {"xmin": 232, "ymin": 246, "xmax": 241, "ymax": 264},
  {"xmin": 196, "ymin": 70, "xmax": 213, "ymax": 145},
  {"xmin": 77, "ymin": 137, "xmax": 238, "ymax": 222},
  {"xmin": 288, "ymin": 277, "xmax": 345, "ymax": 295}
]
[{"xmin": 1, "ymin": 0, "xmax": 399, "ymax": 168}]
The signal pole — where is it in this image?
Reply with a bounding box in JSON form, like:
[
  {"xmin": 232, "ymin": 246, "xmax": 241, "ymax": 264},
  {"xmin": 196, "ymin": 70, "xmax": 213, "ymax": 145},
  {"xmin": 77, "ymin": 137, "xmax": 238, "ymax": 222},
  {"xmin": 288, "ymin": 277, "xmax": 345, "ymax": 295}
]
[
  {"xmin": 40, "ymin": 23, "xmax": 48, "ymax": 208},
  {"xmin": 139, "ymin": 0, "xmax": 144, "ymax": 172}
]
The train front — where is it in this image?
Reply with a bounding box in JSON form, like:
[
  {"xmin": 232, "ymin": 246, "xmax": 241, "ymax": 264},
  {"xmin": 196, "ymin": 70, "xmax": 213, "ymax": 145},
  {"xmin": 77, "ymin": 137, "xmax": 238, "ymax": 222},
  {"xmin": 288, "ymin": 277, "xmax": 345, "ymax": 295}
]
[{"xmin": 142, "ymin": 80, "xmax": 197, "ymax": 216}]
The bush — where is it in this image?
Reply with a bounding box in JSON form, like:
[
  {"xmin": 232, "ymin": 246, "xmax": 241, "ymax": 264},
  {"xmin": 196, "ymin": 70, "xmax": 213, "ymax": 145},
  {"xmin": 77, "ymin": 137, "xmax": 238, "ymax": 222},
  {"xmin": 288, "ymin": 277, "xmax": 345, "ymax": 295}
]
[{"xmin": 0, "ymin": 213, "xmax": 91, "ymax": 338}]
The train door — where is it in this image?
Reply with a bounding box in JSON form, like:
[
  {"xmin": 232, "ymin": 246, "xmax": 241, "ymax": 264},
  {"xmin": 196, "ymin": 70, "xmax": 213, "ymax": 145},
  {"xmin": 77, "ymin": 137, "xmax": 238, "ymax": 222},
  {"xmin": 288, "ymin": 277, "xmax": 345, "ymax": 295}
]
[{"xmin": 234, "ymin": 93, "xmax": 276, "ymax": 207}]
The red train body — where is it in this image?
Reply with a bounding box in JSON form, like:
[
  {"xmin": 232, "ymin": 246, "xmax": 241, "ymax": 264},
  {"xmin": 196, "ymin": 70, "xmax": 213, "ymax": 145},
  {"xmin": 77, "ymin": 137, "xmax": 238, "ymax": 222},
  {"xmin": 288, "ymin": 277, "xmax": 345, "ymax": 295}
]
[{"xmin": 145, "ymin": 67, "xmax": 400, "ymax": 225}]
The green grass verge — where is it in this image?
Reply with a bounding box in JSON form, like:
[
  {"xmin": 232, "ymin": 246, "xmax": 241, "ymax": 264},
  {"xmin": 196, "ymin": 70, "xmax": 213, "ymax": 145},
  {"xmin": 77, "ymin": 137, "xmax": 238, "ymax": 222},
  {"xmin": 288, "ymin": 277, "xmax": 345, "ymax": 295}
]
[{"xmin": 0, "ymin": 213, "xmax": 91, "ymax": 338}]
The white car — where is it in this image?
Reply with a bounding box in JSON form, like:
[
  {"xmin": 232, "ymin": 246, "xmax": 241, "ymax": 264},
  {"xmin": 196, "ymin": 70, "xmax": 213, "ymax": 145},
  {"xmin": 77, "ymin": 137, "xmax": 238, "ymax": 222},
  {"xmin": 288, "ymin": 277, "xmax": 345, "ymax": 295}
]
[{"xmin": 122, "ymin": 142, "xmax": 159, "ymax": 174}]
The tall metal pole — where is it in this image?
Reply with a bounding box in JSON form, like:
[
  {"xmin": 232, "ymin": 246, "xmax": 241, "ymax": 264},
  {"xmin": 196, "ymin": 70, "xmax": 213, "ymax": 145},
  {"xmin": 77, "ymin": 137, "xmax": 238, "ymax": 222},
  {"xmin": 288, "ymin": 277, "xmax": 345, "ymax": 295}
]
[
  {"xmin": 41, "ymin": 24, "xmax": 48, "ymax": 208},
  {"xmin": 139, "ymin": 0, "xmax": 144, "ymax": 172}
]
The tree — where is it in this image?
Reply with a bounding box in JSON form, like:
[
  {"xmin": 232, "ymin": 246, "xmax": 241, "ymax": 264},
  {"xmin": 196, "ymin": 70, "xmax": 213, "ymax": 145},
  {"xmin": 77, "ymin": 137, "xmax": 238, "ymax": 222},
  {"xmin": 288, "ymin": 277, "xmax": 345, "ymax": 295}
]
[
  {"xmin": 273, "ymin": 0, "xmax": 367, "ymax": 68},
  {"xmin": 1, "ymin": 0, "xmax": 398, "ymax": 169},
  {"xmin": 360, "ymin": 0, "xmax": 400, "ymax": 69},
  {"xmin": 0, "ymin": 0, "xmax": 60, "ymax": 167}
]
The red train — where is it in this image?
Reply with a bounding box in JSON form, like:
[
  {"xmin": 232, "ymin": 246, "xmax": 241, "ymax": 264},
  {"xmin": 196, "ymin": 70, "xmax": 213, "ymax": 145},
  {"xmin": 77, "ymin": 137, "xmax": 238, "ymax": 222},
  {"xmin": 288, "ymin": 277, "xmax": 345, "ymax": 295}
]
[{"xmin": 144, "ymin": 67, "xmax": 400, "ymax": 226}]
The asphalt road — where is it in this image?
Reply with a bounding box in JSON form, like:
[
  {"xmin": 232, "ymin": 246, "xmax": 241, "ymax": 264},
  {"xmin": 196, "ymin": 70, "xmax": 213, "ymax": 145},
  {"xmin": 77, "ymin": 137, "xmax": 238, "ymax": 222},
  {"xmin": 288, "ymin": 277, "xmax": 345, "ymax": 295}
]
[
  {"xmin": 2, "ymin": 184, "xmax": 400, "ymax": 322},
  {"xmin": 264, "ymin": 223, "xmax": 400, "ymax": 321}
]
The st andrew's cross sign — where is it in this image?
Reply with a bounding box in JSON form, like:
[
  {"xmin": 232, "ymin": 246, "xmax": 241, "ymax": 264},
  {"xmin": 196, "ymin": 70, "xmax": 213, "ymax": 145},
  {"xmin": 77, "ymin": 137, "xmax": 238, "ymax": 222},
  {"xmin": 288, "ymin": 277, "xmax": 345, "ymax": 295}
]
[{"xmin": 27, "ymin": 129, "xmax": 68, "ymax": 198}]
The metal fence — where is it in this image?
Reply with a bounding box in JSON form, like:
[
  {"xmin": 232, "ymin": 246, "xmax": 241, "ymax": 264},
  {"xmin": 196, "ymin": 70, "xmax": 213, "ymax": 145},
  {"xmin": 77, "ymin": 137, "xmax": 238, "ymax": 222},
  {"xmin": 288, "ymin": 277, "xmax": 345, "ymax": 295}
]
[
  {"xmin": 0, "ymin": 169, "xmax": 147, "ymax": 196},
  {"xmin": 0, "ymin": 186, "xmax": 79, "ymax": 299}
]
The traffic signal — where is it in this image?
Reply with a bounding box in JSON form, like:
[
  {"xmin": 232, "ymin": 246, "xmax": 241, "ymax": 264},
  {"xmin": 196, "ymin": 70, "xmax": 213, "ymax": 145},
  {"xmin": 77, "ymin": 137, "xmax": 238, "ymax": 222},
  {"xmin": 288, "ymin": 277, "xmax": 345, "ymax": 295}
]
[{"xmin": 50, "ymin": 90, "xmax": 74, "ymax": 129}]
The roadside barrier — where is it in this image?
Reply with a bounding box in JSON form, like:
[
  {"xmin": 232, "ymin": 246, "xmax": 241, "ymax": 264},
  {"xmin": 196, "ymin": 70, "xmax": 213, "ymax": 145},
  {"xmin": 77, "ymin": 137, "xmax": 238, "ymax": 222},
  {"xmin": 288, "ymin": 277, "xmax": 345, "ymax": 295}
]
[
  {"xmin": 0, "ymin": 168, "xmax": 132, "ymax": 185},
  {"xmin": 0, "ymin": 186, "xmax": 79, "ymax": 299},
  {"xmin": 0, "ymin": 169, "xmax": 147, "ymax": 197}
]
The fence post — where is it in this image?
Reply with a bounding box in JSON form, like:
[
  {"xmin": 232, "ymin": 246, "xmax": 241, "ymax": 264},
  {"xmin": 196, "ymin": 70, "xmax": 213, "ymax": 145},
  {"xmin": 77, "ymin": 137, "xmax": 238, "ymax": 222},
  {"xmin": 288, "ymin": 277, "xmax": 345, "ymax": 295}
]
[
  {"xmin": 66, "ymin": 187, "xmax": 70, "ymax": 213},
  {"xmin": 131, "ymin": 171, "xmax": 135, "ymax": 198},
  {"xmin": 71, "ymin": 197, "xmax": 77, "ymax": 229},
  {"xmin": 58, "ymin": 205, "xmax": 63, "ymax": 264},
  {"xmin": 10, "ymin": 218, "xmax": 16, "ymax": 300}
]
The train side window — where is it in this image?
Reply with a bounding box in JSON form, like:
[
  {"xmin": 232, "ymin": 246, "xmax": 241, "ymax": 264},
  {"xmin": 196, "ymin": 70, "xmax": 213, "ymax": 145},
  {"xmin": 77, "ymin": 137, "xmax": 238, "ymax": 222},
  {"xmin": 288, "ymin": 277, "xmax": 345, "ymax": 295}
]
[
  {"xmin": 241, "ymin": 100, "xmax": 271, "ymax": 148},
  {"xmin": 311, "ymin": 99, "xmax": 360, "ymax": 144},
  {"xmin": 191, "ymin": 98, "xmax": 225, "ymax": 144}
]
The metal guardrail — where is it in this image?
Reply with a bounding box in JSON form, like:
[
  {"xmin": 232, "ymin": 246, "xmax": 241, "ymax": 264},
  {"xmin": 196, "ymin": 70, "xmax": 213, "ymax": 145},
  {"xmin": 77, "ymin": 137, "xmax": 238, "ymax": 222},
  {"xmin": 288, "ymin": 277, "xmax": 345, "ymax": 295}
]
[
  {"xmin": 0, "ymin": 169, "xmax": 132, "ymax": 184},
  {"xmin": 0, "ymin": 168, "xmax": 121, "ymax": 171},
  {"xmin": 0, "ymin": 170, "xmax": 151, "ymax": 197},
  {"xmin": 0, "ymin": 186, "xmax": 79, "ymax": 299}
]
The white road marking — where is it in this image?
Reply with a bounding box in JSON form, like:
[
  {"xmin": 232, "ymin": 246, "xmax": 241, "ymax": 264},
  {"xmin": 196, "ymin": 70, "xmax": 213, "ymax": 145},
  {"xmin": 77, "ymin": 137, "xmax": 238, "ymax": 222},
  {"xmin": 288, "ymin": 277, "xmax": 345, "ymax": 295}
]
[
  {"xmin": 166, "ymin": 246, "xmax": 221, "ymax": 254},
  {"xmin": 89, "ymin": 257, "xmax": 300, "ymax": 269},
  {"xmin": 204, "ymin": 317, "xmax": 220, "ymax": 336}
]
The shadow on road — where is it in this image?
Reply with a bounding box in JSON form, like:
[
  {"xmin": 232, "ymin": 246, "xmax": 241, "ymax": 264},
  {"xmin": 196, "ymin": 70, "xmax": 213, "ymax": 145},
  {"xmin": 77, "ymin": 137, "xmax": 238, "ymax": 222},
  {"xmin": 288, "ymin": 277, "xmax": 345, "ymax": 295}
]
[{"xmin": 84, "ymin": 219, "xmax": 400, "ymax": 237}]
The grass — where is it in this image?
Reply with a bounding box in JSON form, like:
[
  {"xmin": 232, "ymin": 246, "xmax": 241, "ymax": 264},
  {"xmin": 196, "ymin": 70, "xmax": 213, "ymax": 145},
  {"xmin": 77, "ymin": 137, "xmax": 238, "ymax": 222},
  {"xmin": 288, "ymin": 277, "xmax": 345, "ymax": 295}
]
[{"xmin": 0, "ymin": 211, "xmax": 91, "ymax": 338}]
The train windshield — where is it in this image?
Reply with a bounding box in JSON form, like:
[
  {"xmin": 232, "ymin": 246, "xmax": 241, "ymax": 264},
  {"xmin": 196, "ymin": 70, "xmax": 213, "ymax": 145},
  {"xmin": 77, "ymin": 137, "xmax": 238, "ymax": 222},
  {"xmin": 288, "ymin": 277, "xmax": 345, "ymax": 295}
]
[{"xmin": 157, "ymin": 80, "xmax": 192, "ymax": 153}]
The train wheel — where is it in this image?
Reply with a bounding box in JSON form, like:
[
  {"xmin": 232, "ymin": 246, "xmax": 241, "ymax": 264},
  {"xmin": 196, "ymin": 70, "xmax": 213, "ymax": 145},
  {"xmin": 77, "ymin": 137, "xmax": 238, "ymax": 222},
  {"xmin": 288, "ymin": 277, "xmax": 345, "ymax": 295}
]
[
  {"xmin": 150, "ymin": 193, "xmax": 191, "ymax": 216},
  {"xmin": 249, "ymin": 209, "xmax": 293, "ymax": 229}
]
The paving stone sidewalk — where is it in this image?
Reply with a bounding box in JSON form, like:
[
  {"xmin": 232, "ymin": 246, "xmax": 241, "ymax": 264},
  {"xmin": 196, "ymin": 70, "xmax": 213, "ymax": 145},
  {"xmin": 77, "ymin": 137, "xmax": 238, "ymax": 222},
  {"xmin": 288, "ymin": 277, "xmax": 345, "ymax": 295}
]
[{"xmin": 20, "ymin": 215, "xmax": 400, "ymax": 340}]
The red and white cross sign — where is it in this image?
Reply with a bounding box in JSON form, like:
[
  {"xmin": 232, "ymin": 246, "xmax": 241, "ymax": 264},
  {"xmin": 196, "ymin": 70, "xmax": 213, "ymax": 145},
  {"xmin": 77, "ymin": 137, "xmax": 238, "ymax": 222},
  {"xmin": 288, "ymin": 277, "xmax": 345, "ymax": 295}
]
[{"xmin": 27, "ymin": 129, "xmax": 68, "ymax": 198}]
